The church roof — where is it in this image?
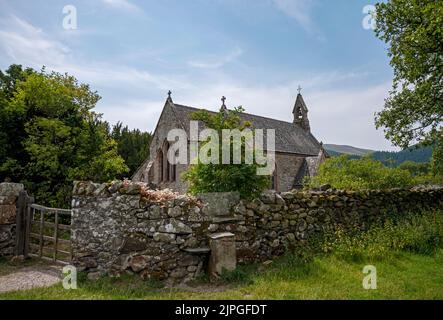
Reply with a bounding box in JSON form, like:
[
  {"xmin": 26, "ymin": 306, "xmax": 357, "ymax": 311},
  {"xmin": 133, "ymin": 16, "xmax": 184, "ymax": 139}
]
[{"xmin": 170, "ymin": 102, "xmax": 322, "ymax": 156}]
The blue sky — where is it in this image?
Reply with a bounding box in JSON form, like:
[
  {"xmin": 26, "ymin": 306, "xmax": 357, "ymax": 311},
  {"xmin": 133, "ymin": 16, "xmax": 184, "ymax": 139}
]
[{"xmin": 0, "ymin": 0, "xmax": 396, "ymax": 150}]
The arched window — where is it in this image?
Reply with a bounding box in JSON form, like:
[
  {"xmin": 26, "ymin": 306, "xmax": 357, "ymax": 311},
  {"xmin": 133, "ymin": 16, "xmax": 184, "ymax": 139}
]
[
  {"xmin": 157, "ymin": 149, "xmax": 163, "ymax": 183},
  {"xmin": 162, "ymin": 141, "xmax": 170, "ymax": 182},
  {"xmin": 159, "ymin": 140, "xmax": 178, "ymax": 183},
  {"xmin": 169, "ymin": 147, "xmax": 178, "ymax": 182}
]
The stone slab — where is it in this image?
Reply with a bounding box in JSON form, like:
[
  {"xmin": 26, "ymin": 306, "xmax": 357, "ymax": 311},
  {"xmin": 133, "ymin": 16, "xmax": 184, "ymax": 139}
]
[
  {"xmin": 198, "ymin": 192, "xmax": 240, "ymax": 217},
  {"xmin": 209, "ymin": 233, "xmax": 236, "ymax": 276},
  {"xmin": 209, "ymin": 232, "xmax": 235, "ymax": 240},
  {"xmin": 183, "ymin": 247, "xmax": 211, "ymax": 254}
]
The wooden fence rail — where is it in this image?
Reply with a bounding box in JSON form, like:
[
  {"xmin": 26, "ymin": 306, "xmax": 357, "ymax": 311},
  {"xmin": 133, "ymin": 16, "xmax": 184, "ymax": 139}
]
[{"xmin": 26, "ymin": 203, "xmax": 72, "ymax": 264}]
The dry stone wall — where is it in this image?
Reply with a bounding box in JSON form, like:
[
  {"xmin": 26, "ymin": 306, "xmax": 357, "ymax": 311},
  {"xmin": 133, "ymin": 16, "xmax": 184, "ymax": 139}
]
[
  {"xmin": 71, "ymin": 181, "xmax": 443, "ymax": 283},
  {"xmin": 0, "ymin": 183, "xmax": 24, "ymax": 257}
]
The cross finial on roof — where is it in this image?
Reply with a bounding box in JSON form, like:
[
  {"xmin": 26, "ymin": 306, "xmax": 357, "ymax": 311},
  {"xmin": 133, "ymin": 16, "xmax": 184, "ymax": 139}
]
[
  {"xmin": 167, "ymin": 90, "xmax": 172, "ymax": 99},
  {"xmin": 297, "ymin": 85, "xmax": 302, "ymax": 94}
]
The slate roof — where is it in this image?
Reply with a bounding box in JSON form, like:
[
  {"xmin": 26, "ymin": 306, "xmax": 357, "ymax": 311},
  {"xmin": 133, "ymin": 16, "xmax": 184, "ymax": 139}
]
[{"xmin": 170, "ymin": 102, "xmax": 322, "ymax": 156}]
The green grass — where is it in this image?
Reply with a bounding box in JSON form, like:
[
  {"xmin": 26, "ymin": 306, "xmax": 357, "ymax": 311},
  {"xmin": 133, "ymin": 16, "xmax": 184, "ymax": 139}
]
[
  {"xmin": 1, "ymin": 209, "xmax": 442, "ymax": 300},
  {"xmin": 0, "ymin": 249, "xmax": 442, "ymax": 300}
]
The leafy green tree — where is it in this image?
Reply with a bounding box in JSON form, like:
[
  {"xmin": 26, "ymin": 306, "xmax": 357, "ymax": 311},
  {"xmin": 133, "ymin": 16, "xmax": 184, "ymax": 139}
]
[
  {"xmin": 430, "ymin": 143, "xmax": 443, "ymax": 178},
  {"xmin": 0, "ymin": 65, "xmax": 35, "ymax": 175},
  {"xmin": 0, "ymin": 66, "xmax": 128, "ymax": 207},
  {"xmin": 398, "ymin": 161, "xmax": 430, "ymax": 176},
  {"xmin": 183, "ymin": 107, "xmax": 269, "ymax": 199},
  {"xmin": 374, "ymin": 0, "xmax": 442, "ymax": 174},
  {"xmin": 111, "ymin": 122, "xmax": 152, "ymax": 177},
  {"xmin": 308, "ymin": 155, "xmax": 414, "ymax": 190}
]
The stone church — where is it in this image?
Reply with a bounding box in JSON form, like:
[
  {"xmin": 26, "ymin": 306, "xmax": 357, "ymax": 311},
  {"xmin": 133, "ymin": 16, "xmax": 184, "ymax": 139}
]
[{"xmin": 132, "ymin": 92, "xmax": 327, "ymax": 193}]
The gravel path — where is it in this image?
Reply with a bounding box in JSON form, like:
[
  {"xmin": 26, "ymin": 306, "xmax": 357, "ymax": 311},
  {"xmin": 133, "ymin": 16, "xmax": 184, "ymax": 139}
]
[{"xmin": 0, "ymin": 265, "xmax": 62, "ymax": 293}]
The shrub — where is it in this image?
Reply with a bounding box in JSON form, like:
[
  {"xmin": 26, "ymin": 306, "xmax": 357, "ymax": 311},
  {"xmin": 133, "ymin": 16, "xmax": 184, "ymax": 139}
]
[
  {"xmin": 320, "ymin": 209, "xmax": 443, "ymax": 261},
  {"xmin": 308, "ymin": 155, "xmax": 415, "ymax": 190},
  {"xmin": 398, "ymin": 161, "xmax": 430, "ymax": 176},
  {"xmin": 183, "ymin": 107, "xmax": 269, "ymax": 199}
]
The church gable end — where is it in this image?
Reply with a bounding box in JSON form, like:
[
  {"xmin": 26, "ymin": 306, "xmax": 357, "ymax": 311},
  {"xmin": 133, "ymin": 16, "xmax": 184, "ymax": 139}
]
[{"xmin": 132, "ymin": 91, "xmax": 326, "ymax": 193}]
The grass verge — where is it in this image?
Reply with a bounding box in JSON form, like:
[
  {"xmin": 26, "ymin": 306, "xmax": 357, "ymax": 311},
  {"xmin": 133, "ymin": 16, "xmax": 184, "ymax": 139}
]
[{"xmin": 0, "ymin": 209, "xmax": 442, "ymax": 300}]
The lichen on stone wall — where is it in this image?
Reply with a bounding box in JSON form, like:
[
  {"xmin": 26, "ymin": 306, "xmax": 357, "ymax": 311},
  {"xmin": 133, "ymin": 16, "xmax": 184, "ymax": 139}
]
[
  {"xmin": 0, "ymin": 183, "xmax": 24, "ymax": 257},
  {"xmin": 71, "ymin": 180, "xmax": 443, "ymax": 283}
]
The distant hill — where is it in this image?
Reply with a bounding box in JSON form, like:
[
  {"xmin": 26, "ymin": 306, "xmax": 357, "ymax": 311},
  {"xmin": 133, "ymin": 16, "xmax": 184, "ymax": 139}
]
[
  {"xmin": 324, "ymin": 144, "xmax": 433, "ymax": 166},
  {"xmin": 371, "ymin": 145, "xmax": 433, "ymax": 166},
  {"xmin": 324, "ymin": 144, "xmax": 374, "ymax": 156}
]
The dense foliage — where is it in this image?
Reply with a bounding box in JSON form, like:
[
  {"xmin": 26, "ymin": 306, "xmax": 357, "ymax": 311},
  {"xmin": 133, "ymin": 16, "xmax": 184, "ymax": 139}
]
[
  {"xmin": 308, "ymin": 155, "xmax": 415, "ymax": 190},
  {"xmin": 183, "ymin": 107, "xmax": 270, "ymax": 199},
  {"xmin": 111, "ymin": 122, "xmax": 152, "ymax": 177},
  {"xmin": 374, "ymin": 0, "xmax": 442, "ymax": 174},
  {"xmin": 398, "ymin": 161, "xmax": 430, "ymax": 176},
  {"xmin": 371, "ymin": 144, "xmax": 433, "ymax": 166},
  {"xmin": 0, "ymin": 65, "xmax": 129, "ymax": 207},
  {"xmin": 309, "ymin": 155, "xmax": 443, "ymax": 190},
  {"xmin": 321, "ymin": 209, "xmax": 443, "ymax": 261},
  {"xmin": 325, "ymin": 144, "xmax": 434, "ymax": 166}
]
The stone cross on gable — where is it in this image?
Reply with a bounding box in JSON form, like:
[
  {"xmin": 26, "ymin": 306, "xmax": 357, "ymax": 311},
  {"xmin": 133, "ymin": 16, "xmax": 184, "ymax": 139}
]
[{"xmin": 297, "ymin": 85, "xmax": 302, "ymax": 94}]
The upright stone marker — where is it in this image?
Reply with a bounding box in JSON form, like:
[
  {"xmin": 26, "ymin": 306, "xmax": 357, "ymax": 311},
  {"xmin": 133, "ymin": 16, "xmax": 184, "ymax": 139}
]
[{"xmin": 208, "ymin": 232, "xmax": 236, "ymax": 277}]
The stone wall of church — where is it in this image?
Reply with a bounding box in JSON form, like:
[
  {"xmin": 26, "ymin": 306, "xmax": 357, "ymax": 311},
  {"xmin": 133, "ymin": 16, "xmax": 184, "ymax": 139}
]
[
  {"xmin": 275, "ymin": 153, "xmax": 305, "ymax": 192},
  {"xmin": 135, "ymin": 150, "xmax": 309, "ymax": 193},
  {"xmin": 71, "ymin": 180, "xmax": 443, "ymax": 283},
  {"xmin": 159, "ymin": 162, "xmax": 189, "ymax": 193}
]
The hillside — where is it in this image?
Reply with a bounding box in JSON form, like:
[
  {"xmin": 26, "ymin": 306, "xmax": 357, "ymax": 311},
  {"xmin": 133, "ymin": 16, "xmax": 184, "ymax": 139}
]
[
  {"xmin": 324, "ymin": 144, "xmax": 375, "ymax": 156},
  {"xmin": 372, "ymin": 145, "xmax": 433, "ymax": 166},
  {"xmin": 324, "ymin": 144, "xmax": 433, "ymax": 166}
]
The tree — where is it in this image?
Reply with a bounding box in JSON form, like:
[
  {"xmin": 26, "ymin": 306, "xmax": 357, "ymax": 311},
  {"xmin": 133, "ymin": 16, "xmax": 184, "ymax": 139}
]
[
  {"xmin": 0, "ymin": 65, "xmax": 35, "ymax": 175},
  {"xmin": 430, "ymin": 143, "xmax": 443, "ymax": 178},
  {"xmin": 0, "ymin": 66, "xmax": 128, "ymax": 207},
  {"xmin": 183, "ymin": 107, "xmax": 270, "ymax": 199},
  {"xmin": 308, "ymin": 155, "xmax": 414, "ymax": 190},
  {"xmin": 374, "ymin": 0, "xmax": 443, "ymax": 175},
  {"xmin": 398, "ymin": 161, "xmax": 429, "ymax": 176},
  {"xmin": 111, "ymin": 122, "xmax": 152, "ymax": 177}
]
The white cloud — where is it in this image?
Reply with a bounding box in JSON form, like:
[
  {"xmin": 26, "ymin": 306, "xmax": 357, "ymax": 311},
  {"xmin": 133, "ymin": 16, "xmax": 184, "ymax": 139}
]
[
  {"xmin": 100, "ymin": 0, "xmax": 141, "ymax": 12},
  {"xmin": 188, "ymin": 47, "xmax": 243, "ymax": 69},
  {"xmin": 0, "ymin": 15, "xmax": 71, "ymax": 66},
  {"xmin": 272, "ymin": 0, "xmax": 320, "ymax": 36},
  {"xmin": 97, "ymin": 98, "xmax": 164, "ymax": 132},
  {"xmin": 149, "ymin": 78, "xmax": 396, "ymax": 151},
  {"xmin": 0, "ymin": 15, "xmax": 179, "ymax": 90},
  {"xmin": 0, "ymin": 15, "xmax": 395, "ymax": 151},
  {"xmin": 308, "ymin": 82, "xmax": 396, "ymax": 151}
]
